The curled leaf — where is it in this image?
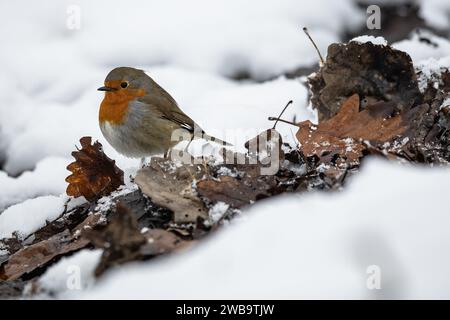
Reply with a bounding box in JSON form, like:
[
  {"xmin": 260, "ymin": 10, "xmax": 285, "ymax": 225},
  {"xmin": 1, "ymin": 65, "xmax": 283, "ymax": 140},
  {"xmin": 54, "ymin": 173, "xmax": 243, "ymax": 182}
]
[{"xmin": 65, "ymin": 137, "xmax": 124, "ymax": 202}]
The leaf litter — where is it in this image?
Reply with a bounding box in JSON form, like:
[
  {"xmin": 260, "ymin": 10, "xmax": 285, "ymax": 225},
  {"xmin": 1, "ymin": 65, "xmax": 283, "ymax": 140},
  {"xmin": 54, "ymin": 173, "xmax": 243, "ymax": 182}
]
[{"xmin": 1, "ymin": 38, "xmax": 450, "ymax": 298}]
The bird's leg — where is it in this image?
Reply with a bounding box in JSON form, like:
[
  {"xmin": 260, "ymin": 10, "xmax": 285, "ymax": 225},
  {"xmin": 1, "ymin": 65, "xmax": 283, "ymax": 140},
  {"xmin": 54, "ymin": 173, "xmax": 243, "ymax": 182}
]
[
  {"xmin": 163, "ymin": 149, "xmax": 170, "ymax": 159},
  {"xmin": 201, "ymin": 157, "xmax": 210, "ymax": 178},
  {"xmin": 184, "ymin": 137, "xmax": 193, "ymax": 154}
]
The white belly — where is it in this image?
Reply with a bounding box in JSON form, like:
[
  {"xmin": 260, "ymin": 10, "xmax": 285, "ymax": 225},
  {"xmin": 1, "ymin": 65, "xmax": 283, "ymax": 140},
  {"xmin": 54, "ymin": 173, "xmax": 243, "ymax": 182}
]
[{"xmin": 100, "ymin": 121, "xmax": 149, "ymax": 158}]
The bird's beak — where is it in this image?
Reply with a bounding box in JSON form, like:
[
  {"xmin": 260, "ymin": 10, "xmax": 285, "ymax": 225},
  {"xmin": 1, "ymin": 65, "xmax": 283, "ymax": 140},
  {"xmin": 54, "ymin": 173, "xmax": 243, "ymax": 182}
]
[{"xmin": 97, "ymin": 86, "xmax": 117, "ymax": 92}]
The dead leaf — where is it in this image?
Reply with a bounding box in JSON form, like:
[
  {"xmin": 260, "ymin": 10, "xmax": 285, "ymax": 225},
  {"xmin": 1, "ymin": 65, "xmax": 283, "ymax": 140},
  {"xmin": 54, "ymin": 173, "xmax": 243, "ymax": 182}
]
[
  {"xmin": 84, "ymin": 202, "xmax": 146, "ymax": 276},
  {"xmin": 66, "ymin": 136, "xmax": 124, "ymax": 202},
  {"xmin": 308, "ymin": 40, "xmax": 450, "ymax": 164},
  {"xmin": 442, "ymin": 71, "xmax": 450, "ymax": 91},
  {"xmin": 197, "ymin": 175, "xmax": 277, "ymax": 208},
  {"xmin": 0, "ymin": 280, "xmax": 27, "ymax": 299},
  {"xmin": 141, "ymin": 229, "xmax": 192, "ymax": 255},
  {"xmin": 296, "ymin": 94, "xmax": 408, "ymax": 165},
  {"xmin": 86, "ymin": 202, "xmax": 191, "ymax": 276},
  {"xmin": 135, "ymin": 157, "xmax": 208, "ymax": 224},
  {"xmin": 0, "ymin": 230, "xmax": 89, "ymax": 280},
  {"xmin": 309, "ymin": 41, "xmax": 421, "ymax": 121}
]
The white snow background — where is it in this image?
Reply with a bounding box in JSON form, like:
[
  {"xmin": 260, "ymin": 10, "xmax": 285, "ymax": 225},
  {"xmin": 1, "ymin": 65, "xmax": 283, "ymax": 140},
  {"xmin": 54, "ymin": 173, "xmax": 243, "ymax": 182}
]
[{"xmin": 0, "ymin": 0, "xmax": 450, "ymax": 299}]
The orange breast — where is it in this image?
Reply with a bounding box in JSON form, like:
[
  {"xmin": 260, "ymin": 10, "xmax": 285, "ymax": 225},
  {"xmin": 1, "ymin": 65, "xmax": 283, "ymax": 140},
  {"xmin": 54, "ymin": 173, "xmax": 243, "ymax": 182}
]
[{"xmin": 99, "ymin": 80, "xmax": 146, "ymax": 125}]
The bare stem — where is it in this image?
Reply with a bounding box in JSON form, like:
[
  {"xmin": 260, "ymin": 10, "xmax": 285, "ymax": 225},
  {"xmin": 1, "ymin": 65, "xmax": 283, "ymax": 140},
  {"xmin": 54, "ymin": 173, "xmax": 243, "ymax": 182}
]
[
  {"xmin": 268, "ymin": 116, "xmax": 299, "ymax": 127},
  {"xmin": 303, "ymin": 27, "xmax": 325, "ymax": 66},
  {"xmin": 271, "ymin": 100, "xmax": 293, "ymax": 129}
]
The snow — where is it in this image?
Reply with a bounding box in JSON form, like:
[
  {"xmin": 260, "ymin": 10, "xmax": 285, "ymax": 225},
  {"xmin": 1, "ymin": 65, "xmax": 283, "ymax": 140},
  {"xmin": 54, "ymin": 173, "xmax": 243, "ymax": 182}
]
[
  {"xmin": 441, "ymin": 98, "xmax": 450, "ymax": 110},
  {"xmin": 0, "ymin": 67, "xmax": 311, "ymax": 176},
  {"xmin": 35, "ymin": 249, "xmax": 103, "ymax": 297},
  {"xmin": 1, "ymin": 1, "xmax": 446, "ymax": 177},
  {"xmin": 76, "ymin": 159, "xmax": 450, "ymax": 299},
  {"xmin": 0, "ymin": 157, "xmax": 70, "ymax": 212},
  {"xmin": 358, "ymin": 0, "xmax": 450, "ymax": 31},
  {"xmin": 95, "ymin": 185, "xmax": 138, "ymax": 213},
  {"xmin": 0, "ymin": 195, "xmax": 67, "ymax": 240},
  {"xmin": 351, "ymin": 35, "xmax": 388, "ymax": 46},
  {"xmin": 0, "ymin": 0, "xmax": 363, "ymax": 80},
  {"xmin": 415, "ymin": 57, "xmax": 450, "ymax": 92},
  {"xmin": 419, "ymin": 0, "xmax": 450, "ymax": 30},
  {"xmin": 392, "ymin": 32, "xmax": 450, "ymax": 92},
  {"xmin": 1, "ymin": 1, "xmax": 447, "ymax": 177},
  {"xmin": 0, "ymin": 0, "xmax": 450, "ymax": 299},
  {"xmin": 0, "ymin": 0, "xmax": 365, "ymax": 175},
  {"xmin": 393, "ymin": 31, "xmax": 450, "ymax": 64},
  {"xmin": 209, "ymin": 202, "xmax": 230, "ymax": 224}
]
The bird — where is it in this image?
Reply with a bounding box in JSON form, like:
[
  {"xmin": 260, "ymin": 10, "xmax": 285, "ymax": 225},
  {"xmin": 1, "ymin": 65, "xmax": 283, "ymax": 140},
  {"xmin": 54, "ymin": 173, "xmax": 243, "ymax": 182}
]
[{"xmin": 98, "ymin": 67, "xmax": 230, "ymax": 161}]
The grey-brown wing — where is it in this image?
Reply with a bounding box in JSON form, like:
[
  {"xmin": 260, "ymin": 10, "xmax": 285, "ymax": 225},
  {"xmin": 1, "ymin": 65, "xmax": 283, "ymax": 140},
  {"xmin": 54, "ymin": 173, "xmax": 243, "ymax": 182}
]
[
  {"xmin": 135, "ymin": 92, "xmax": 232, "ymax": 146},
  {"xmin": 137, "ymin": 85, "xmax": 199, "ymax": 133}
]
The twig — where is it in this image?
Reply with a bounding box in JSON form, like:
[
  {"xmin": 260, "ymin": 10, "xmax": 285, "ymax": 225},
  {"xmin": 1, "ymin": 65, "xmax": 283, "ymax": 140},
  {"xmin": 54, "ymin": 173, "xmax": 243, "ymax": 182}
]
[
  {"xmin": 272, "ymin": 100, "xmax": 293, "ymax": 129},
  {"xmin": 268, "ymin": 116, "xmax": 299, "ymax": 127},
  {"xmin": 302, "ymin": 27, "xmax": 325, "ymax": 66}
]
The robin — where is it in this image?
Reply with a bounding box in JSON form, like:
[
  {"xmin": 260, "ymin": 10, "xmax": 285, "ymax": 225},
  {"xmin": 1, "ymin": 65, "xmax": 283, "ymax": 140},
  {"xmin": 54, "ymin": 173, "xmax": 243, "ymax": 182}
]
[{"xmin": 98, "ymin": 67, "xmax": 230, "ymax": 161}]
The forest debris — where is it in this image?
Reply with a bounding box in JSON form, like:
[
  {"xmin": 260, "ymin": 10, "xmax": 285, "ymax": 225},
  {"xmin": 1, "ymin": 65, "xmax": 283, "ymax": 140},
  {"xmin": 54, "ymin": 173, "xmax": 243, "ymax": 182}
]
[
  {"xmin": 66, "ymin": 137, "xmax": 124, "ymax": 202},
  {"xmin": 0, "ymin": 238, "xmax": 21, "ymax": 261},
  {"xmin": 86, "ymin": 202, "xmax": 191, "ymax": 276},
  {"xmin": 0, "ymin": 280, "xmax": 27, "ymax": 299},
  {"xmin": 0, "ymin": 202, "xmax": 107, "ymax": 280},
  {"xmin": 110, "ymin": 190, "xmax": 173, "ymax": 230},
  {"xmin": 0, "ymin": 187, "xmax": 179, "ymax": 281},
  {"xmin": 30, "ymin": 202, "xmax": 91, "ymax": 245},
  {"xmin": 244, "ymin": 128, "xmax": 284, "ymax": 166},
  {"xmin": 0, "ymin": 230, "xmax": 89, "ymax": 280},
  {"xmin": 297, "ymin": 94, "xmax": 408, "ymax": 165},
  {"xmin": 197, "ymin": 175, "xmax": 277, "ymax": 208},
  {"xmin": 85, "ymin": 202, "xmax": 147, "ymax": 276},
  {"xmin": 297, "ymin": 94, "xmax": 438, "ymax": 165},
  {"xmin": 0, "ymin": 252, "xmax": 9, "ymax": 266},
  {"xmin": 135, "ymin": 157, "xmax": 208, "ymax": 224},
  {"xmin": 300, "ymin": 73, "xmax": 448, "ymax": 165},
  {"xmin": 3, "ymin": 38, "xmax": 450, "ymax": 295},
  {"xmin": 308, "ymin": 39, "xmax": 450, "ymax": 164},
  {"xmin": 142, "ymin": 229, "xmax": 192, "ymax": 255},
  {"xmin": 309, "ymin": 41, "xmax": 421, "ymax": 121},
  {"xmin": 442, "ymin": 71, "xmax": 450, "ymax": 91},
  {"xmin": 310, "ymin": 95, "xmax": 405, "ymax": 141}
]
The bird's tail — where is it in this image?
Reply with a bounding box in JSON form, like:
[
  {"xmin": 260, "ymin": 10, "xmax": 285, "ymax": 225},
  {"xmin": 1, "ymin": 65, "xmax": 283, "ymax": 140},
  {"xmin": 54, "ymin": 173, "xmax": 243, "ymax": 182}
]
[{"xmin": 199, "ymin": 132, "xmax": 233, "ymax": 146}]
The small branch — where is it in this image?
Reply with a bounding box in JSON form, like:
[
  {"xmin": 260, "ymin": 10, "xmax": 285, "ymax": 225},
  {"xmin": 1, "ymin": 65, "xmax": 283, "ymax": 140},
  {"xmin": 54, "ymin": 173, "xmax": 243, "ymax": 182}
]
[
  {"xmin": 268, "ymin": 116, "xmax": 299, "ymax": 127},
  {"xmin": 302, "ymin": 27, "xmax": 325, "ymax": 66},
  {"xmin": 272, "ymin": 100, "xmax": 293, "ymax": 129}
]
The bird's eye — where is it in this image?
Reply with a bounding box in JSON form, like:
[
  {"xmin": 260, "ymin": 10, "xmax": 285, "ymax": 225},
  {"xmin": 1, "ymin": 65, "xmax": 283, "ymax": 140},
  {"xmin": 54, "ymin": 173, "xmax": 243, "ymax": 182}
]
[{"xmin": 120, "ymin": 82, "xmax": 128, "ymax": 88}]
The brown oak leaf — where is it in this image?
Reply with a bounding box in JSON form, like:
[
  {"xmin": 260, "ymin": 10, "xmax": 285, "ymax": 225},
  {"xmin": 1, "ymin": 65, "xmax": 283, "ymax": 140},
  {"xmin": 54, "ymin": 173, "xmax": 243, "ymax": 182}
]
[
  {"xmin": 65, "ymin": 136, "xmax": 124, "ymax": 202},
  {"xmin": 296, "ymin": 94, "xmax": 407, "ymax": 165}
]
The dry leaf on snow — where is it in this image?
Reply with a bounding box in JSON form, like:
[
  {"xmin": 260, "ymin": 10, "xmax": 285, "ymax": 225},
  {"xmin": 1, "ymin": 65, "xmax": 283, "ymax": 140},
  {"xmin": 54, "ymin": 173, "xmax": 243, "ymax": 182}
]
[
  {"xmin": 135, "ymin": 157, "xmax": 208, "ymax": 224},
  {"xmin": 66, "ymin": 136, "xmax": 124, "ymax": 202}
]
